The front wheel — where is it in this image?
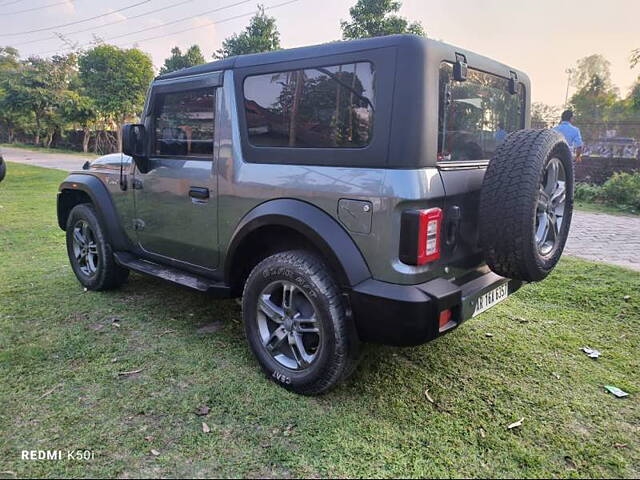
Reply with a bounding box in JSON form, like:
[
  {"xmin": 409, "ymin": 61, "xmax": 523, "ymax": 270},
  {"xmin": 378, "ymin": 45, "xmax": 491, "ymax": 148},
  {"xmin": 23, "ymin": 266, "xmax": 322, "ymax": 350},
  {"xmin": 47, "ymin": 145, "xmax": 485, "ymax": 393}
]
[
  {"xmin": 65, "ymin": 203, "xmax": 129, "ymax": 291},
  {"xmin": 242, "ymin": 250, "xmax": 360, "ymax": 395}
]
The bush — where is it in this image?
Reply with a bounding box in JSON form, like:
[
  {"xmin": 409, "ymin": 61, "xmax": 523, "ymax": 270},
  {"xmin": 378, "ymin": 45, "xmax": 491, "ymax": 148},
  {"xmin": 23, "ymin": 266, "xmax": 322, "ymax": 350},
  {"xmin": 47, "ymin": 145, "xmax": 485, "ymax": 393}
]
[
  {"xmin": 575, "ymin": 182, "xmax": 602, "ymax": 203},
  {"xmin": 575, "ymin": 172, "xmax": 640, "ymax": 213},
  {"xmin": 600, "ymin": 172, "xmax": 640, "ymax": 210}
]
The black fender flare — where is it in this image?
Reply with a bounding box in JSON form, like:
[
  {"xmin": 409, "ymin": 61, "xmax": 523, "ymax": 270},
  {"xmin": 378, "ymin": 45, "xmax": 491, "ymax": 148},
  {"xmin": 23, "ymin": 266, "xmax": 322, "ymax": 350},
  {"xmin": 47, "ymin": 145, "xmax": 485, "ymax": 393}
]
[
  {"xmin": 57, "ymin": 174, "xmax": 132, "ymax": 251},
  {"xmin": 225, "ymin": 199, "xmax": 372, "ymax": 288}
]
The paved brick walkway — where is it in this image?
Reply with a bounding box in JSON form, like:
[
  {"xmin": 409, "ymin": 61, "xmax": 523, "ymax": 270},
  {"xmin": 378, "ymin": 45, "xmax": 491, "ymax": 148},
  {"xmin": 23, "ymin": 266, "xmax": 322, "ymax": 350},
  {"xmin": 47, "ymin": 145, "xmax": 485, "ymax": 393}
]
[
  {"xmin": 4, "ymin": 146, "xmax": 639, "ymax": 271},
  {"xmin": 565, "ymin": 210, "xmax": 640, "ymax": 271}
]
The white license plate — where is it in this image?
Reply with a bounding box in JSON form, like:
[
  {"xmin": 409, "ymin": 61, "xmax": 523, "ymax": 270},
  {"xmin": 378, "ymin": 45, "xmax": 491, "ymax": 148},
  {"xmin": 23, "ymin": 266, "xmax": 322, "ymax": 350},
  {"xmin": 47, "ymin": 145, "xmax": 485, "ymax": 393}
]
[{"xmin": 473, "ymin": 283, "xmax": 509, "ymax": 317}]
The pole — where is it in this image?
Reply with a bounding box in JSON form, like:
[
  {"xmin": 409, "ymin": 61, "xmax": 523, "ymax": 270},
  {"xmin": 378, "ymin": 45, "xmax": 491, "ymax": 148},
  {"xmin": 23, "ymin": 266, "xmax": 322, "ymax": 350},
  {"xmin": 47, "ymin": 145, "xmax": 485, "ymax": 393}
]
[{"xmin": 564, "ymin": 68, "xmax": 573, "ymax": 107}]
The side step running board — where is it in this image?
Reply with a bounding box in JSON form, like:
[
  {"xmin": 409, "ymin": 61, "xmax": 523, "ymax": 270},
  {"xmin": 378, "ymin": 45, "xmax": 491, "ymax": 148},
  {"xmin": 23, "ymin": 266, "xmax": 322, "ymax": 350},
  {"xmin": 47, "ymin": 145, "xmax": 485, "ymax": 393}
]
[{"xmin": 114, "ymin": 252, "xmax": 230, "ymax": 297}]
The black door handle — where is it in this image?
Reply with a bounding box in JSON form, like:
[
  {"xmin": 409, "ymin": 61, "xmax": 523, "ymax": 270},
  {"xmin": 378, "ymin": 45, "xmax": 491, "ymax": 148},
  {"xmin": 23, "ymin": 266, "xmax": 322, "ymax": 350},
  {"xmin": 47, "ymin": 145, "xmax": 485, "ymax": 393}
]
[{"xmin": 189, "ymin": 187, "xmax": 209, "ymax": 200}]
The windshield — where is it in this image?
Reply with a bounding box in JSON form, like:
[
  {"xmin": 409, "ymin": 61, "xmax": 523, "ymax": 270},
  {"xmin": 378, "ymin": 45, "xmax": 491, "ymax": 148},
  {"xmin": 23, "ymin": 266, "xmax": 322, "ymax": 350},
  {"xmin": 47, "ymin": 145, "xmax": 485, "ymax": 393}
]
[{"xmin": 438, "ymin": 62, "xmax": 525, "ymax": 162}]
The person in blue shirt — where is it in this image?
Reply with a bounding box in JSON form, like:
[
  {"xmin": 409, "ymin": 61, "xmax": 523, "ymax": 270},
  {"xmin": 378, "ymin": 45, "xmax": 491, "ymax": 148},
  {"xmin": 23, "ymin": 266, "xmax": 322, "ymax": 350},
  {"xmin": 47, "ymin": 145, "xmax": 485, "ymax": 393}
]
[
  {"xmin": 553, "ymin": 110, "xmax": 583, "ymax": 162},
  {"xmin": 494, "ymin": 123, "xmax": 508, "ymax": 144}
]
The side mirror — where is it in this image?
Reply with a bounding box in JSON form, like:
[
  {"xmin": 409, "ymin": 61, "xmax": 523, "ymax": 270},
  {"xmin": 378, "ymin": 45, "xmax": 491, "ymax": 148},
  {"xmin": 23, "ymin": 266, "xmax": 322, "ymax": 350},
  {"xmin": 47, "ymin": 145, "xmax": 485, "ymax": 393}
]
[{"xmin": 122, "ymin": 123, "xmax": 150, "ymax": 173}]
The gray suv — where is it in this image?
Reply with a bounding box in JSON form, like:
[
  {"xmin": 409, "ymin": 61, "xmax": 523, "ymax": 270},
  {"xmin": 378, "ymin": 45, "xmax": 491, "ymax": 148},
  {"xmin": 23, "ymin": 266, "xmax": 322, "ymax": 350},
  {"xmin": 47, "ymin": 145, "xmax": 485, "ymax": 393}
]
[{"xmin": 57, "ymin": 35, "xmax": 574, "ymax": 395}]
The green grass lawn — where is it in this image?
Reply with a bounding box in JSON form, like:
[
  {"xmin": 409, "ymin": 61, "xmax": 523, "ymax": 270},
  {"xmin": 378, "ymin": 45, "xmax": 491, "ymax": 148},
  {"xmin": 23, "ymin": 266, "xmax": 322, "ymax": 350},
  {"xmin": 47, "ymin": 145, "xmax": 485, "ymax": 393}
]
[
  {"xmin": 1, "ymin": 162, "xmax": 638, "ymax": 478},
  {"xmin": 1, "ymin": 143, "xmax": 99, "ymax": 158}
]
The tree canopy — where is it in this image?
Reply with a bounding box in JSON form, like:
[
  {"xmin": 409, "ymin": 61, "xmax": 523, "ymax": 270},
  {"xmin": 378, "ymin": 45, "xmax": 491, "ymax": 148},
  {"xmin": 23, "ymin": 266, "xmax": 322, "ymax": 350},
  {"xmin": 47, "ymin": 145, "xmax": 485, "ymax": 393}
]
[
  {"xmin": 340, "ymin": 0, "xmax": 425, "ymax": 40},
  {"xmin": 79, "ymin": 45, "xmax": 153, "ymax": 123},
  {"xmin": 159, "ymin": 45, "xmax": 206, "ymax": 75},
  {"xmin": 214, "ymin": 5, "xmax": 280, "ymax": 59},
  {"xmin": 1, "ymin": 54, "xmax": 78, "ymax": 145},
  {"xmin": 570, "ymin": 54, "xmax": 615, "ymax": 92},
  {"xmin": 78, "ymin": 45, "xmax": 153, "ymax": 150},
  {"xmin": 0, "ymin": 46, "xmax": 19, "ymax": 71},
  {"xmin": 569, "ymin": 74, "xmax": 618, "ymax": 122}
]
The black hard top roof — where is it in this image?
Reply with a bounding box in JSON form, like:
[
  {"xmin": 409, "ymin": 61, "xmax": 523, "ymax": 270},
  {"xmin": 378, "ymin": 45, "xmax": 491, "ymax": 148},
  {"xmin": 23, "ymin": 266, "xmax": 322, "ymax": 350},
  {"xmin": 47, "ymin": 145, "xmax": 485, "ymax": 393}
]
[
  {"xmin": 155, "ymin": 34, "xmax": 527, "ymax": 85},
  {"xmin": 155, "ymin": 34, "xmax": 425, "ymax": 80}
]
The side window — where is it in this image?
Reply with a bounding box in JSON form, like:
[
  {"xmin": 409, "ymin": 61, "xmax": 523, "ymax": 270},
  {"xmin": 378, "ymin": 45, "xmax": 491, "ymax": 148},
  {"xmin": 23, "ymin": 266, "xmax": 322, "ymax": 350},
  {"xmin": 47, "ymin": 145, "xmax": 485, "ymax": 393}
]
[
  {"xmin": 243, "ymin": 62, "xmax": 375, "ymax": 148},
  {"xmin": 438, "ymin": 63, "xmax": 524, "ymax": 162},
  {"xmin": 153, "ymin": 88, "xmax": 215, "ymax": 157}
]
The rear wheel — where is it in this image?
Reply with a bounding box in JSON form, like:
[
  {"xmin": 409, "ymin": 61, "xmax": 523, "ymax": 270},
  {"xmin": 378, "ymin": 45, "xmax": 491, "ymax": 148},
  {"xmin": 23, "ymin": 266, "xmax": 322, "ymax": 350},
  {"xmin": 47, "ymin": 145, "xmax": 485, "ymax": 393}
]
[
  {"xmin": 242, "ymin": 250, "xmax": 359, "ymax": 395},
  {"xmin": 0, "ymin": 158, "xmax": 6, "ymax": 182},
  {"xmin": 66, "ymin": 203, "xmax": 129, "ymax": 290},
  {"xmin": 479, "ymin": 129, "xmax": 574, "ymax": 282}
]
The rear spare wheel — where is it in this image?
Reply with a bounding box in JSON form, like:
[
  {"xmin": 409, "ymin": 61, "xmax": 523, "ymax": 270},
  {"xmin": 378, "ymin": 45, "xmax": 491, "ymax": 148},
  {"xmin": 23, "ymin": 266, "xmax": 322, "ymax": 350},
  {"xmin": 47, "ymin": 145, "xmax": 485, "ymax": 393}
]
[{"xmin": 479, "ymin": 129, "xmax": 573, "ymax": 282}]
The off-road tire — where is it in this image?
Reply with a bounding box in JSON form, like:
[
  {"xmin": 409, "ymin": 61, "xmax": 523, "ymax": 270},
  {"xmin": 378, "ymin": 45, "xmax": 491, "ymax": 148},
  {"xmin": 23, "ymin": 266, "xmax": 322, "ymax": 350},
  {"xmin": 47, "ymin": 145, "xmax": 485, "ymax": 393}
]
[
  {"xmin": 66, "ymin": 203, "xmax": 129, "ymax": 290},
  {"xmin": 242, "ymin": 250, "xmax": 360, "ymax": 395},
  {"xmin": 0, "ymin": 159, "xmax": 6, "ymax": 182},
  {"xmin": 479, "ymin": 129, "xmax": 574, "ymax": 282}
]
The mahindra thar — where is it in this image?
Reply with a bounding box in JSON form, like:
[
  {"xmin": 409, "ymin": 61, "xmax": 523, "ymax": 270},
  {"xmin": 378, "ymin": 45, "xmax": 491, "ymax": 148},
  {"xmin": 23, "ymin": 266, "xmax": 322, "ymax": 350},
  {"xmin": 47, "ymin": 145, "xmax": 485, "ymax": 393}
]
[{"xmin": 57, "ymin": 35, "xmax": 573, "ymax": 395}]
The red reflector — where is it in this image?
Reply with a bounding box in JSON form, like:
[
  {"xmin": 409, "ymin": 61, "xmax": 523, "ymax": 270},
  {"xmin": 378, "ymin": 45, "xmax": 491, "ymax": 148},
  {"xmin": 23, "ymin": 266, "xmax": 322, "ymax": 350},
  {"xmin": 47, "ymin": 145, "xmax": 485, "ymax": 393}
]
[
  {"xmin": 439, "ymin": 309, "xmax": 452, "ymax": 329},
  {"xmin": 417, "ymin": 208, "xmax": 442, "ymax": 265}
]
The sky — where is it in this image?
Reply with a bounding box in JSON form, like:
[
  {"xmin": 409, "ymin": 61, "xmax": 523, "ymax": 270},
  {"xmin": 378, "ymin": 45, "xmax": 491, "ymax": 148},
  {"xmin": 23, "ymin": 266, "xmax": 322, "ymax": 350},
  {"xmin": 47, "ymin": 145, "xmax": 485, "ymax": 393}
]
[{"xmin": 1, "ymin": 0, "xmax": 638, "ymax": 106}]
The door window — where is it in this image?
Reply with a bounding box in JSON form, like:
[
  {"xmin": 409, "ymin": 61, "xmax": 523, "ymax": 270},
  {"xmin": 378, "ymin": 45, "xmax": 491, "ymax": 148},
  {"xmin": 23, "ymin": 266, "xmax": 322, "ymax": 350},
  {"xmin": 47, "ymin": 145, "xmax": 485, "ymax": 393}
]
[{"xmin": 153, "ymin": 88, "xmax": 215, "ymax": 157}]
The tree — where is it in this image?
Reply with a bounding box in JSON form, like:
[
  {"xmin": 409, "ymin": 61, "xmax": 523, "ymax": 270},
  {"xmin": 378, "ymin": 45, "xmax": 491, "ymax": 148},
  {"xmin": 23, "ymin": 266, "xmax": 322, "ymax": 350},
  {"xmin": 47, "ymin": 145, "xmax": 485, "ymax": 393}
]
[
  {"xmin": 3, "ymin": 54, "xmax": 77, "ymax": 146},
  {"xmin": 214, "ymin": 5, "xmax": 280, "ymax": 59},
  {"xmin": 42, "ymin": 54, "xmax": 79, "ymax": 147},
  {"xmin": 0, "ymin": 46, "xmax": 19, "ymax": 71},
  {"xmin": 159, "ymin": 45, "xmax": 205, "ymax": 75},
  {"xmin": 569, "ymin": 73, "xmax": 618, "ymax": 123},
  {"xmin": 0, "ymin": 79, "xmax": 29, "ymax": 144},
  {"xmin": 340, "ymin": 0, "xmax": 425, "ymax": 40},
  {"xmin": 628, "ymin": 81, "xmax": 640, "ymax": 111},
  {"xmin": 79, "ymin": 45, "xmax": 154, "ymax": 151},
  {"xmin": 571, "ymin": 54, "xmax": 614, "ymax": 92},
  {"xmin": 0, "ymin": 46, "xmax": 23, "ymax": 142},
  {"xmin": 61, "ymin": 91, "xmax": 96, "ymax": 152}
]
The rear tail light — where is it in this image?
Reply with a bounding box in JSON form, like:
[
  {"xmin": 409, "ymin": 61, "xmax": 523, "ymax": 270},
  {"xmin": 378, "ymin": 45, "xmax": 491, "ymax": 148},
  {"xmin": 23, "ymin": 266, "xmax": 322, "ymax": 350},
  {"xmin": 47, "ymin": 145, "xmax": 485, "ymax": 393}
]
[{"xmin": 399, "ymin": 208, "xmax": 443, "ymax": 265}]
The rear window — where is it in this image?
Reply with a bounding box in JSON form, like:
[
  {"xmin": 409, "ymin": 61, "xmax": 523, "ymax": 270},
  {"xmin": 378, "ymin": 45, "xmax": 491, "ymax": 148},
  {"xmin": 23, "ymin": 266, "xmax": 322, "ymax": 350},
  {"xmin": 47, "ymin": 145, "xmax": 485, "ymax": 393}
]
[
  {"xmin": 438, "ymin": 62, "xmax": 524, "ymax": 162},
  {"xmin": 243, "ymin": 62, "xmax": 375, "ymax": 148}
]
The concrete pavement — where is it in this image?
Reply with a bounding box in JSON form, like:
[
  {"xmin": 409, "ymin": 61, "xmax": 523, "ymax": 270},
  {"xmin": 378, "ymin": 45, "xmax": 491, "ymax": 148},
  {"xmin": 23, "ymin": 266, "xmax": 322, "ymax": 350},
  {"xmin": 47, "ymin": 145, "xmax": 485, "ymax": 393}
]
[{"xmin": 1, "ymin": 146, "xmax": 94, "ymax": 172}]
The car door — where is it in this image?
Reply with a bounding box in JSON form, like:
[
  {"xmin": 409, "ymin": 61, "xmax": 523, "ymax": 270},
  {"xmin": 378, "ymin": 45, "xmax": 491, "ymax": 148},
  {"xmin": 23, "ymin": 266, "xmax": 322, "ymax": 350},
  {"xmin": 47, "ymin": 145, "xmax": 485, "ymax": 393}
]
[
  {"xmin": 436, "ymin": 61, "xmax": 527, "ymax": 271},
  {"xmin": 133, "ymin": 78, "xmax": 219, "ymax": 270}
]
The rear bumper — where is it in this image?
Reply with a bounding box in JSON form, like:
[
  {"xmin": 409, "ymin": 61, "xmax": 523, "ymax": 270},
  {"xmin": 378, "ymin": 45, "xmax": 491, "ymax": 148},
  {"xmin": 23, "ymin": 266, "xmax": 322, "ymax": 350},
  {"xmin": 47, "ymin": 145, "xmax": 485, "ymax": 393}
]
[{"xmin": 349, "ymin": 270, "xmax": 523, "ymax": 346}]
